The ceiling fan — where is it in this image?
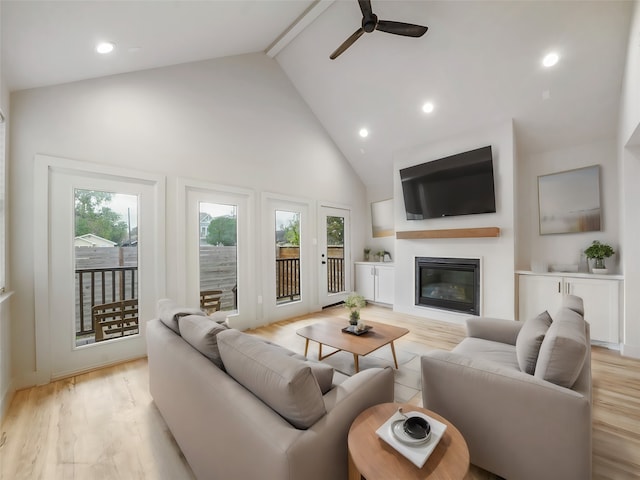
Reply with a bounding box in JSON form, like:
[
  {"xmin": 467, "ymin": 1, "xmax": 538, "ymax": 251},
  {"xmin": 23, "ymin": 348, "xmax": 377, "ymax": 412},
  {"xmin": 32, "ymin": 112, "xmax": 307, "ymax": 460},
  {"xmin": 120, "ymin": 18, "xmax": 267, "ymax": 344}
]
[{"xmin": 330, "ymin": 0, "xmax": 428, "ymax": 60}]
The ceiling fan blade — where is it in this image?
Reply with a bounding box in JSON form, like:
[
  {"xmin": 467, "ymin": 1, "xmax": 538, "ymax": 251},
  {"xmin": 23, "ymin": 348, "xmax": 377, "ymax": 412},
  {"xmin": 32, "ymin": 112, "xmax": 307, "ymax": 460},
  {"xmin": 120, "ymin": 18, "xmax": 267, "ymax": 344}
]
[
  {"xmin": 376, "ymin": 20, "xmax": 428, "ymax": 37},
  {"xmin": 330, "ymin": 28, "xmax": 365, "ymax": 60},
  {"xmin": 358, "ymin": 0, "xmax": 373, "ymax": 19}
]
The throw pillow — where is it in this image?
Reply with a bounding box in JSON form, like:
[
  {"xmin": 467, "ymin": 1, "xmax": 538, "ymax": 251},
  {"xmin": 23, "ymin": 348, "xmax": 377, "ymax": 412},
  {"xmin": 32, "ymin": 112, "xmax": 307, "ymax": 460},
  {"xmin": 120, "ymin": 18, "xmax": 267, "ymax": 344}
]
[
  {"xmin": 157, "ymin": 298, "xmax": 205, "ymax": 334},
  {"xmin": 535, "ymin": 309, "xmax": 588, "ymax": 388},
  {"xmin": 289, "ymin": 353, "xmax": 334, "ymax": 394},
  {"xmin": 217, "ymin": 329, "xmax": 326, "ymax": 429},
  {"xmin": 257, "ymin": 342, "xmax": 335, "ymax": 394},
  {"xmin": 515, "ymin": 311, "xmax": 553, "ymax": 374},
  {"xmin": 178, "ymin": 314, "xmax": 228, "ymax": 369}
]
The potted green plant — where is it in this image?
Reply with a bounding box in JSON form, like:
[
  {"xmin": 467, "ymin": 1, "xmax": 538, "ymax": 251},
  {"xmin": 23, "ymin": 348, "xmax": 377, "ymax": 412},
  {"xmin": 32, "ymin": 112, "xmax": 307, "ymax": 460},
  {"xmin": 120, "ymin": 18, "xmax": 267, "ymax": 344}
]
[
  {"xmin": 344, "ymin": 292, "xmax": 366, "ymax": 325},
  {"xmin": 364, "ymin": 248, "xmax": 371, "ymax": 261},
  {"xmin": 584, "ymin": 240, "xmax": 615, "ymax": 273}
]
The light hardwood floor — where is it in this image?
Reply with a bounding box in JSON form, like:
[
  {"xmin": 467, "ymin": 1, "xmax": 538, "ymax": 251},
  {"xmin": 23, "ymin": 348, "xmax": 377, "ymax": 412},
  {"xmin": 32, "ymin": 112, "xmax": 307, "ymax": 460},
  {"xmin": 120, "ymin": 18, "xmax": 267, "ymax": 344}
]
[{"xmin": 1, "ymin": 305, "xmax": 639, "ymax": 479}]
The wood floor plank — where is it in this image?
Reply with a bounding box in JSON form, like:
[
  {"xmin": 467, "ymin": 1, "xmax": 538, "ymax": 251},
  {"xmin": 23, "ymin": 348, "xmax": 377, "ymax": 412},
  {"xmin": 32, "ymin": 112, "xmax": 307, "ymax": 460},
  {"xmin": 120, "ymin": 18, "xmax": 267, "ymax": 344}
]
[
  {"xmin": 1, "ymin": 304, "xmax": 639, "ymax": 480},
  {"xmin": 0, "ymin": 359, "xmax": 196, "ymax": 480}
]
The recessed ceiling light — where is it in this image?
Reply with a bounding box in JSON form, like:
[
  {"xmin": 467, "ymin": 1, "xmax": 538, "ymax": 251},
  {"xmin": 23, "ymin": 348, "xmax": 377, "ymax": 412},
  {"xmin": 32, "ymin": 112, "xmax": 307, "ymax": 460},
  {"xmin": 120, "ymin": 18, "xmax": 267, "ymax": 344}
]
[
  {"xmin": 96, "ymin": 42, "xmax": 115, "ymax": 54},
  {"xmin": 359, "ymin": 128, "xmax": 369, "ymax": 138},
  {"xmin": 542, "ymin": 52, "xmax": 559, "ymax": 68},
  {"xmin": 422, "ymin": 102, "xmax": 435, "ymax": 114}
]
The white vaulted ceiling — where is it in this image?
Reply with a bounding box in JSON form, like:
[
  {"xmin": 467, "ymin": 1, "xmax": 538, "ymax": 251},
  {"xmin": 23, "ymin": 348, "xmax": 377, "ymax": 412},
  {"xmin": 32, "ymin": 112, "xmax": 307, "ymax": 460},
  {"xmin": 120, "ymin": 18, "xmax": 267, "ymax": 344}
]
[{"xmin": 1, "ymin": 0, "xmax": 634, "ymax": 190}]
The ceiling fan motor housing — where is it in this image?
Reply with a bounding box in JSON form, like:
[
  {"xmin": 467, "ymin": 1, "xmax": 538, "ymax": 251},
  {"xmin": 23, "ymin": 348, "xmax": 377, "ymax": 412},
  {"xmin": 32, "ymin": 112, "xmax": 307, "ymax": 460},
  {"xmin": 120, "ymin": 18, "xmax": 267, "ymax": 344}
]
[{"xmin": 362, "ymin": 13, "xmax": 378, "ymax": 33}]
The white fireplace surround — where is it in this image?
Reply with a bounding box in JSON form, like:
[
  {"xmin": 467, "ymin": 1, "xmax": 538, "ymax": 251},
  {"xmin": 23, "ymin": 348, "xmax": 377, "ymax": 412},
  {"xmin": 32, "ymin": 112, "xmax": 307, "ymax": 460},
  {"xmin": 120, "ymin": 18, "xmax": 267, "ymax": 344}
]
[{"xmin": 392, "ymin": 121, "xmax": 516, "ymax": 324}]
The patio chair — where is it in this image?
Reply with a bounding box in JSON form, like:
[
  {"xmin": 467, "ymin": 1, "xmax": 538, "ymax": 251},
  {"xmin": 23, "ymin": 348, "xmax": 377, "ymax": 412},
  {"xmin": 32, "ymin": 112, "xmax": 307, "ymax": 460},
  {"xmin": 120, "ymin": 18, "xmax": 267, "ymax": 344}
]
[{"xmin": 92, "ymin": 298, "xmax": 139, "ymax": 342}]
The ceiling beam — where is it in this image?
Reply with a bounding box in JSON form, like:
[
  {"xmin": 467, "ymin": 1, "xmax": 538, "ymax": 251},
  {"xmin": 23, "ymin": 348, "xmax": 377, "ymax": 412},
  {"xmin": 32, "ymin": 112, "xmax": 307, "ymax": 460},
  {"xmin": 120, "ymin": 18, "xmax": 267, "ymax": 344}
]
[{"xmin": 266, "ymin": 0, "xmax": 335, "ymax": 58}]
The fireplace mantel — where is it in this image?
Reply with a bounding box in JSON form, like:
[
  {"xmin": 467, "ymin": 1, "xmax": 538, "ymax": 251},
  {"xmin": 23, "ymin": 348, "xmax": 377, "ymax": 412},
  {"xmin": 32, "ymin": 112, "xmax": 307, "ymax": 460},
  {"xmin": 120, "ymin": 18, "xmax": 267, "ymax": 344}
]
[{"xmin": 396, "ymin": 227, "xmax": 500, "ymax": 239}]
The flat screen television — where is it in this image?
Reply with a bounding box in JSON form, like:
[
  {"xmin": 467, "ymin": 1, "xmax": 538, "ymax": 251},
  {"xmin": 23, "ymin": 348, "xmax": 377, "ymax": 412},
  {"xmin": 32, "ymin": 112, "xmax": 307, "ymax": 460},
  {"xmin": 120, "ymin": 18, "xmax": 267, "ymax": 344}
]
[{"xmin": 399, "ymin": 145, "xmax": 496, "ymax": 220}]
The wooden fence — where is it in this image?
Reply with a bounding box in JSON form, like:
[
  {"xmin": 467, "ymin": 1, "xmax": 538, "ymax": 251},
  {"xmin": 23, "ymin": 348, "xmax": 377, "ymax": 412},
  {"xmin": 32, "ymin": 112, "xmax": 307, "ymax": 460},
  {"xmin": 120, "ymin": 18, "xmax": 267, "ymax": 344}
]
[{"xmin": 75, "ymin": 244, "xmax": 345, "ymax": 339}]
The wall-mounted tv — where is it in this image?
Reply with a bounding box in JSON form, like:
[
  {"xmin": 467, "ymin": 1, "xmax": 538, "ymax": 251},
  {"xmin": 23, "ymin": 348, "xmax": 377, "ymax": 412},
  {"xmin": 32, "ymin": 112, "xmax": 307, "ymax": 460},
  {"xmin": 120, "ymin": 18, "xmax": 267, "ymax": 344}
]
[{"xmin": 399, "ymin": 146, "xmax": 496, "ymax": 220}]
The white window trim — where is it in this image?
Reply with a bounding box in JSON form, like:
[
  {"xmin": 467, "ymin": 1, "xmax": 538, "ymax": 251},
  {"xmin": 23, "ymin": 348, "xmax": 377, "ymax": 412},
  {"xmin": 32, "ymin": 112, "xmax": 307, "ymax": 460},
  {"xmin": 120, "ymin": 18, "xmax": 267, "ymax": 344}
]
[{"xmin": 34, "ymin": 154, "xmax": 166, "ymax": 384}]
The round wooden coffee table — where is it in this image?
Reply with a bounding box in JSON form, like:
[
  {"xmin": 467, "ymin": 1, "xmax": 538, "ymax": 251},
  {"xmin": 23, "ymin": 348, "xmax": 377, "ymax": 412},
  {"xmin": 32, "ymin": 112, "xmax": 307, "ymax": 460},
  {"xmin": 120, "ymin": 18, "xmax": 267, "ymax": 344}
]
[{"xmin": 348, "ymin": 403, "xmax": 469, "ymax": 480}]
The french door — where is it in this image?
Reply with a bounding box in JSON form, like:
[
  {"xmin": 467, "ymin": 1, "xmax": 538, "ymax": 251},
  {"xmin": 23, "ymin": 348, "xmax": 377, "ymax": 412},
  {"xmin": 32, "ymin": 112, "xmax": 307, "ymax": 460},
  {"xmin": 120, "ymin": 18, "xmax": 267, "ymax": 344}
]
[
  {"xmin": 318, "ymin": 206, "xmax": 351, "ymax": 307},
  {"xmin": 263, "ymin": 196, "xmax": 312, "ymax": 322},
  {"xmin": 35, "ymin": 155, "xmax": 164, "ymax": 380}
]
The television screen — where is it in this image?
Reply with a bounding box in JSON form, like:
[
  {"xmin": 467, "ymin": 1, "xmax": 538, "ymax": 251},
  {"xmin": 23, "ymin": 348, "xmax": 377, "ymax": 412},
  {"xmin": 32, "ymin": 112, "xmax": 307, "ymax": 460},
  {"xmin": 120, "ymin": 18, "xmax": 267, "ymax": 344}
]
[{"xmin": 400, "ymin": 146, "xmax": 496, "ymax": 220}]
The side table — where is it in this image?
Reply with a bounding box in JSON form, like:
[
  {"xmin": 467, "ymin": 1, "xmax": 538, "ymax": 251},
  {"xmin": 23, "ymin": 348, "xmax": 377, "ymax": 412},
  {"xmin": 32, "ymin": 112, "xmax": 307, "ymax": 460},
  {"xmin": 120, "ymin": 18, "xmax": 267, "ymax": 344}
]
[{"xmin": 348, "ymin": 402, "xmax": 469, "ymax": 480}]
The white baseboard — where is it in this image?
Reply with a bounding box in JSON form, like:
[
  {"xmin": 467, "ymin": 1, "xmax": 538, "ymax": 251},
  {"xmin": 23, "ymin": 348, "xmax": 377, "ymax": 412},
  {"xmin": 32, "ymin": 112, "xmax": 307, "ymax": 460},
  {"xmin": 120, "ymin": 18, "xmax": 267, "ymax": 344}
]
[{"xmin": 621, "ymin": 343, "xmax": 640, "ymax": 359}]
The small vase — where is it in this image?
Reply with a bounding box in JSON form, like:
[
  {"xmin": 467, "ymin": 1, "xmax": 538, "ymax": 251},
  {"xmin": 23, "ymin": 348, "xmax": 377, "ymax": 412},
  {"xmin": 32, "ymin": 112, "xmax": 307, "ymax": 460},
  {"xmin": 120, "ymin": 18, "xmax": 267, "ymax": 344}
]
[{"xmin": 594, "ymin": 258, "xmax": 605, "ymax": 270}]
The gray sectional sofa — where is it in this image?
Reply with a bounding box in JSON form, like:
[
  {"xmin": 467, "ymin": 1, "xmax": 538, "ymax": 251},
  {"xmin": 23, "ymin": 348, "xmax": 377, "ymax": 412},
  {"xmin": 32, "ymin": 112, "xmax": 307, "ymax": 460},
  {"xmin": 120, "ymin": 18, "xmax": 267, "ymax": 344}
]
[
  {"xmin": 421, "ymin": 295, "xmax": 592, "ymax": 480},
  {"xmin": 146, "ymin": 304, "xmax": 394, "ymax": 480}
]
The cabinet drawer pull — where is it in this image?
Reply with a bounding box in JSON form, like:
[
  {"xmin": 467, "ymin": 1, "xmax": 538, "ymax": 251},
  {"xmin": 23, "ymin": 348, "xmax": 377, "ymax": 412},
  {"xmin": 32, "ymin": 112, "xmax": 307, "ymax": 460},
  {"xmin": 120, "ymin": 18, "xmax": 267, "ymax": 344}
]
[{"xmin": 558, "ymin": 282, "xmax": 561, "ymax": 293}]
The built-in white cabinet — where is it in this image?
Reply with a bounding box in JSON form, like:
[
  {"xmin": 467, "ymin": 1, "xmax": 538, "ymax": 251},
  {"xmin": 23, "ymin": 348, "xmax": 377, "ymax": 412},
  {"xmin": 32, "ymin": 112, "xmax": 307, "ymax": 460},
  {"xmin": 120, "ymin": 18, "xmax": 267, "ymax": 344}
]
[
  {"xmin": 355, "ymin": 262, "xmax": 394, "ymax": 305},
  {"xmin": 518, "ymin": 271, "xmax": 622, "ymax": 344}
]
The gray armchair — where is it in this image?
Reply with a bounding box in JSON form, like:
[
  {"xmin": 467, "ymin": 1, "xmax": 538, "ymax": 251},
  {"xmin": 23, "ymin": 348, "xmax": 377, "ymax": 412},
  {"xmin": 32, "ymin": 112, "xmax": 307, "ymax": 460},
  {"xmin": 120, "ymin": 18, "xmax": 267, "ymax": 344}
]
[{"xmin": 421, "ymin": 295, "xmax": 591, "ymax": 480}]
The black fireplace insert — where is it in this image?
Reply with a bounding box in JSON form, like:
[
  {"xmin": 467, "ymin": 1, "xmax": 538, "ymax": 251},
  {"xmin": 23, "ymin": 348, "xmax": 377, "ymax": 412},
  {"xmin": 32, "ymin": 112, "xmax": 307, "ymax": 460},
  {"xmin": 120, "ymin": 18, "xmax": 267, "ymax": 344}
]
[{"xmin": 415, "ymin": 257, "xmax": 480, "ymax": 315}]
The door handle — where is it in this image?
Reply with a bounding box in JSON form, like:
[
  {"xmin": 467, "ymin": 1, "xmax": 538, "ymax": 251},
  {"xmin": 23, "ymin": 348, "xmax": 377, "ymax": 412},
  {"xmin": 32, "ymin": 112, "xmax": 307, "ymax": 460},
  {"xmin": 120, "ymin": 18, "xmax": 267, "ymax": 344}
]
[{"xmin": 321, "ymin": 261, "xmax": 326, "ymax": 265}]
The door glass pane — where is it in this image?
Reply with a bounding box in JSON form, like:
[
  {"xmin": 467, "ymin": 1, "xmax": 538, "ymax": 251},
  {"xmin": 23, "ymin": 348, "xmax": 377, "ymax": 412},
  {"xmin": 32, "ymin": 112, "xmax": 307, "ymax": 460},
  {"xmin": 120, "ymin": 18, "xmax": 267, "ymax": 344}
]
[
  {"xmin": 276, "ymin": 210, "xmax": 300, "ymax": 304},
  {"xmin": 199, "ymin": 202, "xmax": 238, "ymax": 314},
  {"xmin": 326, "ymin": 216, "xmax": 345, "ymax": 294},
  {"xmin": 74, "ymin": 189, "xmax": 138, "ymax": 346}
]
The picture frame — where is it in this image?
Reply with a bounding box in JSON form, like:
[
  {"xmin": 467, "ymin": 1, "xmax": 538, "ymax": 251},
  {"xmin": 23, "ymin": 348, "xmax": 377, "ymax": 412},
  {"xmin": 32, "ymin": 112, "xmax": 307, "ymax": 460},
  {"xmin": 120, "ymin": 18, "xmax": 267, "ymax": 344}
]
[
  {"xmin": 371, "ymin": 198, "xmax": 394, "ymax": 237},
  {"xmin": 537, "ymin": 165, "xmax": 601, "ymax": 235}
]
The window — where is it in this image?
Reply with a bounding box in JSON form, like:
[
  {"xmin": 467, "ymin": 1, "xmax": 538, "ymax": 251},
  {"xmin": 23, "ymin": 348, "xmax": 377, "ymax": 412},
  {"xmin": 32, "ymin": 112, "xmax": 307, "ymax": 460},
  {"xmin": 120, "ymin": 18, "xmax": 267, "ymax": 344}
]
[
  {"xmin": 199, "ymin": 202, "xmax": 238, "ymax": 313},
  {"xmin": 275, "ymin": 210, "xmax": 301, "ymax": 304},
  {"xmin": 74, "ymin": 189, "xmax": 139, "ymax": 346}
]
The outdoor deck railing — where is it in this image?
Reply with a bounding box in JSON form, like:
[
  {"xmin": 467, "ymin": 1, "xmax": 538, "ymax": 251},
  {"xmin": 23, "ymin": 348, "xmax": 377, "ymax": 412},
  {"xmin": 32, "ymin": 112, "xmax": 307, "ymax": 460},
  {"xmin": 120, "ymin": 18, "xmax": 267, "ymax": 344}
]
[
  {"xmin": 77, "ymin": 257, "xmax": 343, "ymax": 335},
  {"xmin": 75, "ymin": 266, "xmax": 138, "ymax": 337},
  {"xmin": 276, "ymin": 258, "xmax": 300, "ymax": 301},
  {"xmin": 276, "ymin": 257, "xmax": 344, "ymax": 300},
  {"xmin": 327, "ymin": 257, "xmax": 344, "ymax": 293}
]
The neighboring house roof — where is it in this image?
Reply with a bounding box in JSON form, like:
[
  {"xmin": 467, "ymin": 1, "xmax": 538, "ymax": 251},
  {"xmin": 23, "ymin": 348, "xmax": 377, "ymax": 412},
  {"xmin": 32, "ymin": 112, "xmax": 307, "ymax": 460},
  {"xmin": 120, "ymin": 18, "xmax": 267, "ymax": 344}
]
[
  {"xmin": 74, "ymin": 233, "xmax": 117, "ymax": 248},
  {"xmin": 200, "ymin": 212, "xmax": 213, "ymax": 225}
]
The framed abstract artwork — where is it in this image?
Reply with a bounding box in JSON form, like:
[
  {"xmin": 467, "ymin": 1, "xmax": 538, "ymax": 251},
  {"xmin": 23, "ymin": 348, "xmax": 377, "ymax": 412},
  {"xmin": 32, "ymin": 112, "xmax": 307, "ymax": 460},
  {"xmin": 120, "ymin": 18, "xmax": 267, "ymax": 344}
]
[{"xmin": 538, "ymin": 165, "xmax": 601, "ymax": 235}]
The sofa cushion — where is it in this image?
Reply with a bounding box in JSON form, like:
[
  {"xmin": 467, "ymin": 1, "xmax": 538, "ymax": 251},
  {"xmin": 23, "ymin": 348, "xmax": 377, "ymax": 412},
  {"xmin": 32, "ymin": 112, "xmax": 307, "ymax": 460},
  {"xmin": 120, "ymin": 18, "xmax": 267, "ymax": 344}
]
[
  {"xmin": 515, "ymin": 311, "xmax": 553, "ymax": 374},
  {"xmin": 217, "ymin": 329, "xmax": 326, "ymax": 429},
  {"xmin": 157, "ymin": 298, "xmax": 205, "ymax": 334},
  {"xmin": 563, "ymin": 294, "xmax": 585, "ymax": 316},
  {"xmin": 294, "ymin": 356, "xmax": 334, "ymax": 394},
  {"xmin": 208, "ymin": 310, "xmax": 229, "ymax": 325},
  {"xmin": 258, "ymin": 340, "xmax": 335, "ymax": 394},
  {"xmin": 534, "ymin": 309, "xmax": 588, "ymax": 388},
  {"xmin": 178, "ymin": 315, "xmax": 228, "ymax": 369},
  {"xmin": 454, "ymin": 337, "xmax": 521, "ymax": 371}
]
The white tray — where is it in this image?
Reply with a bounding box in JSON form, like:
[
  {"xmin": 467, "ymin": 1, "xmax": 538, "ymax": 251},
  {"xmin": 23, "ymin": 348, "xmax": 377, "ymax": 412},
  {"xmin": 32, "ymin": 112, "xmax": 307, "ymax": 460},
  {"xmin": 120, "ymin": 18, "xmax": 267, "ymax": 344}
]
[{"xmin": 375, "ymin": 409, "xmax": 447, "ymax": 468}]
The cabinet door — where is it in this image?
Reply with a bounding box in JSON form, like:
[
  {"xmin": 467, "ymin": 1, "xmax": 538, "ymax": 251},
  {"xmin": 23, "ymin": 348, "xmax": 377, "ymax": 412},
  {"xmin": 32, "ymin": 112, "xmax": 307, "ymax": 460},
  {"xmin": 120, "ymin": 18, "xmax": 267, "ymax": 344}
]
[
  {"xmin": 518, "ymin": 275, "xmax": 563, "ymax": 321},
  {"xmin": 375, "ymin": 266, "xmax": 395, "ymax": 305},
  {"xmin": 355, "ymin": 264, "xmax": 375, "ymax": 301},
  {"xmin": 567, "ymin": 278, "xmax": 619, "ymax": 343}
]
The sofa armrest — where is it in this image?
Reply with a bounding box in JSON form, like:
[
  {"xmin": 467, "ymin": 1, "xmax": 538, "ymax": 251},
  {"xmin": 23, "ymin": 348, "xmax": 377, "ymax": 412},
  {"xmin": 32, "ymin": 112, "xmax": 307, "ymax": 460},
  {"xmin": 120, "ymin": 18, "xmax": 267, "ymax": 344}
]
[
  {"xmin": 421, "ymin": 351, "xmax": 591, "ymax": 480},
  {"xmin": 465, "ymin": 317, "xmax": 522, "ymax": 345},
  {"xmin": 287, "ymin": 367, "xmax": 395, "ymax": 480}
]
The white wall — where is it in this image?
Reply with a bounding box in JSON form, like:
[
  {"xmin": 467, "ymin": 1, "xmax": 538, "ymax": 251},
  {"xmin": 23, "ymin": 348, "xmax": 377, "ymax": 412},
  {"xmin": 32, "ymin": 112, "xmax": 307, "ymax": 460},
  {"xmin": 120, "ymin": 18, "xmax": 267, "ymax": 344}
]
[
  {"xmin": 517, "ymin": 140, "xmax": 620, "ymax": 273},
  {"xmin": 619, "ymin": 0, "xmax": 640, "ymax": 358},
  {"xmin": 0, "ymin": 0, "xmax": 16, "ymax": 420},
  {"xmin": 392, "ymin": 121, "xmax": 516, "ymax": 323},
  {"xmin": 9, "ymin": 53, "xmax": 367, "ymax": 387}
]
